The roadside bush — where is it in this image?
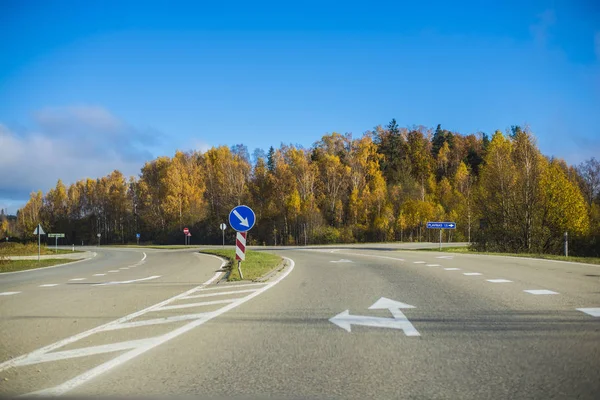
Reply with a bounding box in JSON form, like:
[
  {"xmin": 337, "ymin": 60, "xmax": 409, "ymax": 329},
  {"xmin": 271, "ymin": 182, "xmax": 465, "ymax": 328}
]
[{"xmin": 314, "ymin": 226, "xmax": 340, "ymax": 244}]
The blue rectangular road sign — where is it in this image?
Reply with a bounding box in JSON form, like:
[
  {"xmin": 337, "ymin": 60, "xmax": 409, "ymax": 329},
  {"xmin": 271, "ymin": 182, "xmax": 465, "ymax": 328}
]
[
  {"xmin": 136, "ymin": 233, "xmax": 140, "ymax": 238},
  {"xmin": 426, "ymin": 222, "xmax": 456, "ymax": 229}
]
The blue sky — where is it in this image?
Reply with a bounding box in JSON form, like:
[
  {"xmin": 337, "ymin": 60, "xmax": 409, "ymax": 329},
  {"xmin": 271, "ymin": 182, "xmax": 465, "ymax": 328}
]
[{"xmin": 1, "ymin": 0, "xmax": 599, "ymax": 213}]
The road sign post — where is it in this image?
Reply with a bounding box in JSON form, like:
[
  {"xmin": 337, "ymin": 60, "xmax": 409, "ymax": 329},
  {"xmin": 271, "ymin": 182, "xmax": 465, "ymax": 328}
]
[
  {"xmin": 229, "ymin": 205, "xmax": 256, "ymax": 280},
  {"xmin": 187, "ymin": 232, "xmax": 191, "ymax": 245},
  {"xmin": 48, "ymin": 233, "xmax": 65, "ymax": 253},
  {"xmin": 136, "ymin": 233, "xmax": 140, "ymax": 245},
  {"xmin": 97, "ymin": 233, "xmax": 101, "ymax": 246},
  {"xmin": 220, "ymin": 223, "xmax": 226, "ymax": 247},
  {"xmin": 33, "ymin": 224, "xmax": 45, "ymax": 262},
  {"xmin": 426, "ymin": 222, "xmax": 456, "ymax": 250},
  {"xmin": 183, "ymin": 228, "xmax": 189, "ymax": 245}
]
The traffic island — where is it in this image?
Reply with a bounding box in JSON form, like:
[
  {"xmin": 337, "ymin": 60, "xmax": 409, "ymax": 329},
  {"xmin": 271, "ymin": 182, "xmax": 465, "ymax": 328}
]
[
  {"xmin": 198, "ymin": 249, "xmax": 282, "ymax": 281},
  {"xmin": 0, "ymin": 258, "xmax": 82, "ymax": 273}
]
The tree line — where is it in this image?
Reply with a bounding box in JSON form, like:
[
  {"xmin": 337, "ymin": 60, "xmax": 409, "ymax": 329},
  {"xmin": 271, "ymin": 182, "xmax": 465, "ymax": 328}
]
[{"xmin": 5, "ymin": 120, "xmax": 600, "ymax": 256}]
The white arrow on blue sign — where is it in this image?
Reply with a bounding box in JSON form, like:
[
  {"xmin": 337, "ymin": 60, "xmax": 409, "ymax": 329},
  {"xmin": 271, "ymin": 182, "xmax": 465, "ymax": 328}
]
[
  {"xmin": 426, "ymin": 222, "xmax": 456, "ymax": 229},
  {"xmin": 229, "ymin": 205, "xmax": 256, "ymax": 232}
]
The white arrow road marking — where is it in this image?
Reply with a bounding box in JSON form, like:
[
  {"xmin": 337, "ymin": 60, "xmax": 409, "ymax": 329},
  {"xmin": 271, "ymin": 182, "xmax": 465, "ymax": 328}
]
[
  {"xmin": 329, "ymin": 297, "xmax": 420, "ymax": 336},
  {"xmin": 487, "ymin": 279, "xmax": 512, "ymax": 283},
  {"xmin": 0, "ymin": 292, "xmax": 20, "ymax": 296},
  {"xmin": 330, "ymin": 259, "xmax": 353, "ymax": 263},
  {"xmin": 92, "ymin": 275, "xmax": 161, "ymax": 286},
  {"xmin": 524, "ymin": 290, "xmax": 559, "ymax": 295},
  {"xmin": 232, "ymin": 209, "xmax": 249, "ymax": 227},
  {"xmin": 39, "ymin": 284, "xmax": 59, "ymax": 287},
  {"xmin": 576, "ymin": 308, "xmax": 600, "ymax": 317}
]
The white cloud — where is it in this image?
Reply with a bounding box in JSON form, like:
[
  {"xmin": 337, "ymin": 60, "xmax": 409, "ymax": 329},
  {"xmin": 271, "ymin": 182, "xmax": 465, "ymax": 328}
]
[{"xmin": 0, "ymin": 106, "xmax": 162, "ymax": 202}]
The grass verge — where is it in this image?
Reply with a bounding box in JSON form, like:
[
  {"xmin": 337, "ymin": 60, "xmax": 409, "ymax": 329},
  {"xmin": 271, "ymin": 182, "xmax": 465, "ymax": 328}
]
[
  {"xmin": 411, "ymin": 246, "xmax": 600, "ymax": 265},
  {"xmin": 199, "ymin": 249, "xmax": 282, "ymax": 281},
  {"xmin": 0, "ymin": 258, "xmax": 81, "ymax": 273},
  {"xmin": 0, "ymin": 243, "xmax": 81, "ymax": 256}
]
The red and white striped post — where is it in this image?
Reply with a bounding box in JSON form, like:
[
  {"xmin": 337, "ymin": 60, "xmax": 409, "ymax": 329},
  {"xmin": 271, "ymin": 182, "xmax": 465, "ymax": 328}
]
[{"xmin": 235, "ymin": 232, "xmax": 247, "ymax": 279}]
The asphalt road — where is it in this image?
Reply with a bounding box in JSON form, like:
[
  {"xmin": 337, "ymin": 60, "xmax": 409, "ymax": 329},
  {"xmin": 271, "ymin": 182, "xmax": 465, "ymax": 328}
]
[{"xmin": 1, "ymin": 244, "xmax": 599, "ymax": 399}]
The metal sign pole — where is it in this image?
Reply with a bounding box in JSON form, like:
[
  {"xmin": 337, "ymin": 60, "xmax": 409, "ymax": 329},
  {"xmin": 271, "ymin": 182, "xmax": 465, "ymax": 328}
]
[
  {"xmin": 55, "ymin": 236, "xmax": 58, "ymax": 253},
  {"xmin": 439, "ymin": 229, "xmax": 442, "ymax": 251},
  {"xmin": 38, "ymin": 227, "xmax": 40, "ymax": 262}
]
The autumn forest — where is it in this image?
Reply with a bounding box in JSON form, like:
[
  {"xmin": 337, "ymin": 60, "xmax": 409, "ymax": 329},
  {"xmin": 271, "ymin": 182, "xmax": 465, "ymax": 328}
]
[{"xmin": 3, "ymin": 121, "xmax": 599, "ymax": 256}]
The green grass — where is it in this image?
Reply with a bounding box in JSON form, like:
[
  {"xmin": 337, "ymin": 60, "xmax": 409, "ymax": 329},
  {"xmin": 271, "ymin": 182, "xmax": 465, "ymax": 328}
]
[
  {"xmin": 0, "ymin": 242, "xmax": 82, "ymax": 256},
  {"xmin": 0, "ymin": 258, "xmax": 81, "ymax": 273},
  {"xmin": 199, "ymin": 249, "xmax": 283, "ymax": 281},
  {"xmin": 410, "ymin": 246, "xmax": 600, "ymax": 265}
]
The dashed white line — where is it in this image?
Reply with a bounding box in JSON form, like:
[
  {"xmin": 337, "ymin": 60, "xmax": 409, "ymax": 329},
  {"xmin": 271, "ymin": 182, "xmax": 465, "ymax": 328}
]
[
  {"xmin": 524, "ymin": 290, "xmax": 559, "ymax": 295},
  {"xmin": 0, "ymin": 291, "xmax": 20, "ymax": 296},
  {"xmin": 39, "ymin": 284, "xmax": 59, "ymax": 287},
  {"xmin": 577, "ymin": 308, "xmax": 600, "ymax": 317},
  {"xmin": 487, "ymin": 279, "xmax": 512, "ymax": 283},
  {"xmin": 413, "ymin": 261, "xmax": 426, "ymax": 264},
  {"xmin": 119, "ymin": 267, "xmax": 129, "ymax": 270},
  {"xmin": 444, "ymin": 268, "xmax": 460, "ymax": 271},
  {"xmin": 436, "ymin": 256, "xmax": 453, "ymax": 259},
  {"xmin": 463, "ymin": 273, "xmax": 482, "ymax": 276},
  {"xmin": 108, "ymin": 270, "xmax": 119, "ymax": 273},
  {"xmin": 69, "ymin": 278, "xmax": 86, "ymax": 281},
  {"xmin": 93, "ymin": 274, "xmax": 106, "ymax": 277},
  {"xmin": 426, "ymin": 264, "xmax": 441, "ymax": 267},
  {"xmin": 93, "ymin": 275, "xmax": 161, "ymax": 287}
]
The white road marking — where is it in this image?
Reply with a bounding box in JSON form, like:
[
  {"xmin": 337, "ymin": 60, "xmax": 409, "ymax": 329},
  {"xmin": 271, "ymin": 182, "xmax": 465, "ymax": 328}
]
[
  {"xmin": 330, "ymin": 259, "xmax": 353, "ymax": 263},
  {"xmin": 69, "ymin": 278, "xmax": 86, "ymax": 281},
  {"xmin": 436, "ymin": 256, "xmax": 454, "ymax": 259},
  {"xmin": 330, "ymin": 297, "xmax": 419, "ymax": 336},
  {"xmin": 524, "ymin": 290, "xmax": 559, "ymax": 295},
  {"xmin": 486, "ymin": 279, "xmax": 512, "ymax": 283},
  {"xmin": 576, "ymin": 308, "xmax": 600, "ymax": 317},
  {"xmin": 24, "ymin": 257, "xmax": 295, "ymax": 396},
  {"xmin": 335, "ymin": 252, "xmax": 404, "ymax": 262},
  {"xmin": 39, "ymin": 284, "xmax": 59, "ymax": 287},
  {"xmin": 197, "ymin": 283, "xmax": 267, "ymax": 291},
  {"xmin": 426, "ymin": 264, "xmax": 441, "ymax": 267},
  {"xmin": 93, "ymin": 275, "xmax": 161, "ymax": 286},
  {"xmin": 444, "ymin": 268, "xmax": 461, "ymax": 271},
  {"xmin": 93, "ymin": 274, "xmax": 106, "ymax": 277},
  {"xmin": 101, "ymin": 313, "xmax": 209, "ymax": 331},
  {"xmin": 108, "ymin": 270, "xmax": 119, "ymax": 273},
  {"xmin": 141, "ymin": 252, "xmax": 147, "ymax": 262},
  {"xmin": 181, "ymin": 289, "xmax": 257, "ymax": 299},
  {"xmin": 0, "ymin": 291, "xmax": 20, "ymax": 296},
  {"xmin": 119, "ymin": 267, "xmax": 129, "ymax": 270},
  {"xmin": 463, "ymin": 273, "xmax": 482, "ymax": 276},
  {"xmin": 16, "ymin": 338, "xmax": 155, "ymax": 367},
  {"xmin": 155, "ymin": 298, "xmax": 241, "ymax": 311},
  {"xmin": 413, "ymin": 261, "xmax": 426, "ymax": 264}
]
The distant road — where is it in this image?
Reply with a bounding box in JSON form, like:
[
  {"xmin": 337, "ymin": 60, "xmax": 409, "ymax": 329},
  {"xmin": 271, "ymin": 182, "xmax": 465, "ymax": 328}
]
[{"xmin": 1, "ymin": 244, "xmax": 598, "ymax": 399}]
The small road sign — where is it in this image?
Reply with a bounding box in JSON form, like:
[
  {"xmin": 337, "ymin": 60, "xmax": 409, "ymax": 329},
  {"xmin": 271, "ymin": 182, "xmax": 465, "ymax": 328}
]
[
  {"xmin": 136, "ymin": 233, "xmax": 140, "ymax": 239},
  {"xmin": 33, "ymin": 224, "xmax": 45, "ymax": 235},
  {"xmin": 220, "ymin": 223, "xmax": 227, "ymax": 231},
  {"xmin": 183, "ymin": 228, "xmax": 189, "ymax": 234},
  {"xmin": 229, "ymin": 205, "xmax": 256, "ymax": 232},
  {"xmin": 426, "ymin": 222, "xmax": 456, "ymax": 229},
  {"xmin": 48, "ymin": 233, "xmax": 65, "ymax": 238}
]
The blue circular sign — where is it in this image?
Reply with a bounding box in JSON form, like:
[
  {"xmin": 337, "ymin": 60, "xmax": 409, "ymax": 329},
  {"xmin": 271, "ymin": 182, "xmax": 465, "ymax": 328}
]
[{"xmin": 228, "ymin": 205, "xmax": 256, "ymax": 232}]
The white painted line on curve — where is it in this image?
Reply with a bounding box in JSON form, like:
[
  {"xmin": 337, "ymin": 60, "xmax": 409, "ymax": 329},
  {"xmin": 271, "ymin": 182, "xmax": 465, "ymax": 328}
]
[
  {"xmin": 0, "ymin": 291, "xmax": 21, "ymax": 296},
  {"xmin": 155, "ymin": 298, "xmax": 241, "ymax": 311},
  {"xmin": 444, "ymin": 268, "xmax": 460, "ymax": 271},
  {"xmin": 69, "ymin": 278, "xmax": 86, "ymax": 281},
  {"xmin": 576, "ymin": 308, "xmax": 600, "ymax": 317},
  {"xmin": 524, "ymin": 290, "xmax": 559, "ymax": 295},
  {"xmin": 436, "ymin": 256, "xmax": 454, "ymax": 259},
  {"xmin": 413, "ymin": 261, "xmax": 426, "ymax": 264},
  {"xmin": 102, "ymin": 313, "xmax": 209, "ymax": 331},
  {"xmin": 196, "ymin": 282, "xmax": 267, "ymax": 292},
  {"xmin": 426, "ymin": 264, "xmax": 441, "ymax": 267},
  {"xmin": 93, "ymin": 274, "xmax": 106, "ymax": 277},
  {"xmin": 39, "ymin": 284, "xmax": 59, "ymax": 287},
  {"xmin": 486, "ymin": 279, "xmax": 512, "ymax": 283},
  {"xmin": 93, "ymin": 275, "xmax": 161, "ymax": 286},
  {"xmin": 108, "ymin": 270, "xmax": 119, "ymax": 273},
  {"xmin": 15, "ymin": 338, "xmax": 155, "ymax": 367},
  {"xmin": 181, "ymin": 289, "xmax": 257, "ymax": 299},
  {"xmin": 119, "ymin": 267, "xmax": 129, "ymax": 270},
  {"xmin": 463, "ymin": 273, "xmax": 482, "ymax": 276}
]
